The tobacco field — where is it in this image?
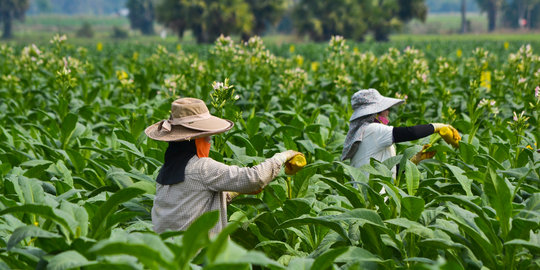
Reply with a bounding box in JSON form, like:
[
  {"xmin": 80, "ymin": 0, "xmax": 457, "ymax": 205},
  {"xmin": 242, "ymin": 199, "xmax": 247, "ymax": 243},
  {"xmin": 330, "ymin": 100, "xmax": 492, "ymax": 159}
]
[{"xmin": 0, "ymin": 35, "xmax": 539, "ymax": 269}]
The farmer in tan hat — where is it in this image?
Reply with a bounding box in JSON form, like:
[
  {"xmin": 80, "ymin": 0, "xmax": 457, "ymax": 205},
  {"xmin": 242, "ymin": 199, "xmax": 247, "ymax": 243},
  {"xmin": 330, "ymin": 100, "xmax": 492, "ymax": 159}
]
[
  {"xmin": 145, "ymin": 97, "xmax": 300, "ymax": 234},
  {"xmin": 342, "ymin": 89, "xmax": 461, "ymax": 177}
]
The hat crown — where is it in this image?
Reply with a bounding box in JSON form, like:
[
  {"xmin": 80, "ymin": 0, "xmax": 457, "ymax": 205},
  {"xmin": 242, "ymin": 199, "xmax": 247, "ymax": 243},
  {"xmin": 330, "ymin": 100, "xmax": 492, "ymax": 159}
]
[
  {"xmin": 171, "ymin": 98, "xmax": 209, "ymax": 119},
  {"xmin": 351, "ymin": 89, "xmax": 382, "ymax": 110}
]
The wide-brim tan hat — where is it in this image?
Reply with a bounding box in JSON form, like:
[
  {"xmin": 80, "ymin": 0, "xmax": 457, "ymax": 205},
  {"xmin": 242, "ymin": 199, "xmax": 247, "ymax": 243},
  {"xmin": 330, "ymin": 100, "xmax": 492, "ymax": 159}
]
[{"xmin": 145, "ymin": 97, "xmax": 234, "ymax": 142}]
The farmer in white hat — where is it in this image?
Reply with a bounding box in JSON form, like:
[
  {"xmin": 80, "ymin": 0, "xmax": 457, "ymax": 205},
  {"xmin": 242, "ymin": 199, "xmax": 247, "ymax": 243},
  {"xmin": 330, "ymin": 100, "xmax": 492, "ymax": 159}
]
[
  {"xmin": 342, "ymin": 89, "xmax": 461, "ymax": 177},
  {"xmin": 145, "ymin": 97, "xmax": 300, "ymax": 234}
]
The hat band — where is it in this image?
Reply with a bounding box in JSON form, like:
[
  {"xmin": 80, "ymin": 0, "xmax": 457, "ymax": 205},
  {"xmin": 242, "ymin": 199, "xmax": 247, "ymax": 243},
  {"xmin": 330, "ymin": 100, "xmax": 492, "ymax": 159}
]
[{"xmin": 159, "ymin": 112, "xmax": 212, "ymax": 132}]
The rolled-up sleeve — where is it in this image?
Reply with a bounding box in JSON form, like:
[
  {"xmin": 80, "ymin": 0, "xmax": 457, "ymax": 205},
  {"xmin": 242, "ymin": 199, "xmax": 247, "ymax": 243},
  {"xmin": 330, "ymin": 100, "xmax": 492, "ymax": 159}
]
[{"xmin": 196, "ymin": 157, "xmax": 282, "ymax": 193}]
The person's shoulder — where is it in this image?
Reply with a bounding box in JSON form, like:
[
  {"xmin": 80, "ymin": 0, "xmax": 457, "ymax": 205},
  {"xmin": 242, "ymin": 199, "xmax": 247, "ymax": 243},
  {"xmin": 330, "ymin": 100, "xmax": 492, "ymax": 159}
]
[
  {"xmin": 191, "ymin": 156, "xmax": 227, "ymax": 168},
  {"xmin": 186, "ymin": 156, "xmax": 227, "ymax": 178},
  {"xmin": 365, "ymin": 123, "xmax": 393, "ymax": 133}
]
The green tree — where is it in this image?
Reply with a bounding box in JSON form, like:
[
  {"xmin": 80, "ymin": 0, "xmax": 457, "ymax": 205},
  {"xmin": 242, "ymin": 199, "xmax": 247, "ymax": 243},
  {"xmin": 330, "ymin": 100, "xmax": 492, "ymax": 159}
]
[
  {"xmin": 461, "ymin": 0, "xmax": 467, "ymax": 33},
  {"xmin": 371, "ymin": 0, "xmax": 427, "ymax": 41},
  {"xmin": 475, "ymin": 0, "xmax": 503, "ymax": 31},
  {"xmin": 127, "ymin": 0, "xmax": 155, "ymax": 35},
  {"xmin": 242, "ymin": 0, "xmax": 286, "ymax": 39},
  {"xmin": 292, "ymin": 0, "xmax": 427, "ymax": 42},
  {"xmin": 155, "ymin": 0, "xmax": 253, "ymax": 43},
  {"xmin": 203, "ymin": 0, "xmax": 253, "ymax": 42},
  {"xmin": 292, "ymin": 0, "xmax": 370, "ymax": 42},
  {"xmin": 502, "ymin": 0, "xmax": 540, "ymax": 29},
  {"xmin": 0, "ymin": 0, "xmax": 29, "ymax": 39},
  {"xmin": 155, "ymin": 0, "xmax": 201, "ymax": 39}
]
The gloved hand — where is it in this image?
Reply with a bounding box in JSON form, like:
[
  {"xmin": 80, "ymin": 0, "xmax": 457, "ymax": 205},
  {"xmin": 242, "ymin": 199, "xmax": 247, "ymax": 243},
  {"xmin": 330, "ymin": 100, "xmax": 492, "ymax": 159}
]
[
  {"xmin": 226, "ymin": 192, "xmax": 239, "ymax": 203},
  {"xmin": 284, "ymin": 153, "xmax": 306, "ymax": 175},
  {"xmin": 272, "ymin": 150, "xmax": 306, "ymax": 175},
  {"xmin": 410, "ymin": 144, "xmax": 437, "ymax": 164},
  {"xmin": 432, "ymin": 123, "xmax": 461, "ymax": 148},
  {"xmin": 273, "ymin": 150, "xmax": 302, "ymax": 164}
]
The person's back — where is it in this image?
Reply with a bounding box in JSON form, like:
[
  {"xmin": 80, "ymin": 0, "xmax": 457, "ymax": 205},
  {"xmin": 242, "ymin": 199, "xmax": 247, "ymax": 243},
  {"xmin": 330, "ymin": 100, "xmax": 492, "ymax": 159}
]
[
  {"xmin": 350, "ymin": 122, "xmax": 396, "ymax": 175},
  {"xmin": 152, "ymin": 154, "xmax": 284, "ymax": 234}
]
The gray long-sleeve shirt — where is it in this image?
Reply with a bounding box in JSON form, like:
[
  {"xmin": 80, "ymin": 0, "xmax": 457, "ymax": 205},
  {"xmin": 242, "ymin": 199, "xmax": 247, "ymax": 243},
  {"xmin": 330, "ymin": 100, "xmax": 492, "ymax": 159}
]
[{"xmin": 151, "ymin": 155, "xmax": 283, "ymax": 234}]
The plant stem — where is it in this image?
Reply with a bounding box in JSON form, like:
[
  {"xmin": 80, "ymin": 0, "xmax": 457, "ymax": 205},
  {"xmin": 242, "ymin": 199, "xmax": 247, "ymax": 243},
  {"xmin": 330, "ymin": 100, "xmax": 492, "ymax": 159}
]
[{"xmin": 286, "ymin": 177, "xmax": 292, "ymax": 199}]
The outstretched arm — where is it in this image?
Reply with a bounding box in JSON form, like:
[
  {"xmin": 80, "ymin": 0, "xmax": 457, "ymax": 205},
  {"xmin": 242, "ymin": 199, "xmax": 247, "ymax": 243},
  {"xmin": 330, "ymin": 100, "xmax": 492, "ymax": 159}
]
[{"xmin": 392, "ymin": 124, "xmax": 434, "ymax": 143}]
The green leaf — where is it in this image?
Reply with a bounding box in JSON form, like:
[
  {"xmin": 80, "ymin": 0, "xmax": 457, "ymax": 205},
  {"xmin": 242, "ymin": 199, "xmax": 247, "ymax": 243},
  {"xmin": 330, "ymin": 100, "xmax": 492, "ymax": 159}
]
[
  {"xmin": 206, "ymin": 222, "xmax": 241, "ymax": 262},
  {"xmin": 335, "ymin": 246, "xmax": 384, "ymax": 264},
  {"xmin": 61, "ymin": 113, "xmax": 78, "ymax": 148},
  {"xmin": 117, "ymin": 139, "xmax": 144, "ymax": 158},
  {"xmin": 46, "ymin": 250, "xmax": 93, "ymax": 270},
  {"xmin": 401, "ymin": 196, "xmax": 425, "ymax": 221},
  {"xmin": 90, "ymin": 232, "xmax": 175, "ymax": 270},
  {"xmin": 180, "ymin": 210, "xmax": 220, "ymax": 267},
  {"xmin": 505, "ymin": 231, "xmax": 540, "ymax": 253},
  {"xmin": 20, "ymin": 160, "xmax": 53, "ymax": 167},
  {"xmin": 89, "ymin": 187, "xmax": 146, "ymax": 239},
  {"xmin": 286, "ymin": 258, "xmax": 314, "ymax": 269},
  {"xmin": 404, "ymin": 160, "xmax": 420, "ymax": 196},
  {"xmin": 255, "ymin": 241, "xmax": 307, "ymax": 257},
  {"xmin": 335, "ymin": 161, "xmax": 368, "ymax": 184},
  {"xmin": 319, "ymin": 177, "xmax": 365, "ymax": 208},
  {"xmin": 59, "ymin": 201, "xmax": 89, "ymax": 238},
  {"xmin": 7, "ymin": 225, "xmax": 62, "ymax": 250},
  {"xmin": 459, "ymin": 142, "xmax": 478, "ymax": 164},
  {"xmin": 210, "ymin": 239, "xmax": 283, "ymax": 268},
  {"xmin": 517, "ymin": 193, "xmax": 540, "ymax": 220},
  {"xmin": 445, "ymin": 203, "xmax": 498, "ymax": 266},
  {"xmin": 385, "ymin": 218, "xmax": 434, "ymax": 238},
  {"xmin": 66, "ymin": 148, "xmax": 86, "ymax": 173},
  {"xmin": 277, "ymin": 215, "xmax": 350, "ymax": 243},
  {"xmin": 445, "ymin": 164, "xmax": 473, "ymax": 196},
  {"xmin": 9, "ymin": 175, "xmax": 45, "ymax": 205},
  {"xmin": 311, "ymin": 247, "xmax": 348, "ymax": 270},
  {"xmin": 485, "ymin": 166, "xmax": 512, "ymax": 238},
  {"xmin": 0, "ymin": 204, "xmax": 73, "ymax": 235}
]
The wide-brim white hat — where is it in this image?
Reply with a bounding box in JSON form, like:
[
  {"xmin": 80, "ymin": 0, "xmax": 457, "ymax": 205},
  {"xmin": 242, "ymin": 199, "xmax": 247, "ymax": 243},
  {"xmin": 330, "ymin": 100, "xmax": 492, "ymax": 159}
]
[
  {"xmin": 145, "ymin": 98, "xmax": 234, "ymax": 142},
  {"xmin": 349, "ymin": 89, "xmax": 404, "ymax": 121}
]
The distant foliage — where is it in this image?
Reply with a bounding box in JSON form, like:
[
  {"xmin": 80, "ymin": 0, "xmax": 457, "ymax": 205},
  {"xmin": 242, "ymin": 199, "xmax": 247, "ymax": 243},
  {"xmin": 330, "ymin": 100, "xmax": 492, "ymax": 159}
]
[
  {"xmin": 502, "ymin": 0, "xmax": 540, "ymax": 29},
  {"xmin": 155, "ymin": 0, "xmax": 256, "ymax": 43},
  {"xmin": 0, "ymin": 0, "xmax": 30, "ymax": 38},
  {"xmin": 293, "ymin": 0, "xmax": 428, "ymax": 42},
  {"xmin": 292, "ymin": 0, "xmax": 370, "ymax": 42},
  {"xmin": 111, "ymin": 26, "xmax": 129, "ymax": 39},
  {"xmin": 126, "ymin": 0, "xmax": 154, "ymax": 35},
  {"xmin": 243, "ymin": 0, "xmax": 286, "ymax": 38},
  {"xmin": 475, "ymin": 0, "xmax": 504, "ymax": 31},
  {"xmin": 76, "ymin": 21, "xmax": 94, "ymax": 38}
]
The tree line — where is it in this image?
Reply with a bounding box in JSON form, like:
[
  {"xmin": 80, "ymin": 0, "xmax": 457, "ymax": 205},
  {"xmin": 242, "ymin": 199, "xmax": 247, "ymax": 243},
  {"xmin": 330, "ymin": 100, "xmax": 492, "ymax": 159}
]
[
  {"xmin": 1, "ymin": 0, "xmax": 540, "ymax": 40},
  {"xmin": 131, "ymin": 0, "xmax": 428, "ymax": 42}
]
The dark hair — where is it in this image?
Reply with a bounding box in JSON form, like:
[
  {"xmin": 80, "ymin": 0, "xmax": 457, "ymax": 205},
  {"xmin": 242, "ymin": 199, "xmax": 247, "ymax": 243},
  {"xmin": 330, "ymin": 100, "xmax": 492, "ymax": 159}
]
[{"xmin": 155, "ymin": 140, "xmax": 197, "ymax": 185}]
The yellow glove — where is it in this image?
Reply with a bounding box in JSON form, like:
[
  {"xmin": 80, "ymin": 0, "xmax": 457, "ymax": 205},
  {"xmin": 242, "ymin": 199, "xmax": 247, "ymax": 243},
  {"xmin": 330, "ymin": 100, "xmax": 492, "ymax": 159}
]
[
  {"xmin": 432, "ymin": 123, "xmax": 461, "ymax": 148},
  {"xmin": 285, "ymin": 153, "xmax": 307, "ymax": 175},
  {"xmin": 410, "ymin": 144, "xmax": 437, "ymax": 164}
]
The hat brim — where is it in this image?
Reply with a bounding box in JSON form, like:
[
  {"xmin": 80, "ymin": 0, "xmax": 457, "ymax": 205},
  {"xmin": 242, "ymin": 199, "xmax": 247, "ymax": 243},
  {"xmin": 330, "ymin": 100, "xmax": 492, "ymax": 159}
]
[
  {"xmin": 350, "ymin": 97, "xmax": 404, "ymax": 121},
  {"xmin": 179, "ymin": 115, "xmax": 232, "ymax": 132},
  {"xmin": 145, "ymin": 118, "xmax": 234, "ymax": 142}
]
